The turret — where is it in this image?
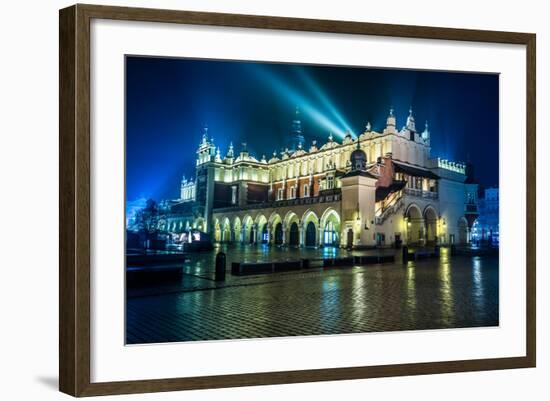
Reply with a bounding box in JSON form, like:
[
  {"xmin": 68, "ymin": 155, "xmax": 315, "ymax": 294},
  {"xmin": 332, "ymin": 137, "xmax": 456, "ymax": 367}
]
[
  {"xmin": 224, "ymin": 142, "xmax": 235, "ymax": 164},
  {"xmin": 196, "ymin": 125, "xmax": 216, "ymax": 165},
  {"xmin": 383, "ymin": 107, "xmax": 397, "ymax": 135},
  {"xmin": 350, "ymin": 139, "xmax": 367, "ymax": 171},
  {"xmin": 268, "ymin": 150, "xmax": 280, "ymax": 164},
  {"xmin": 422, "ymin": 120, "xmax": 430, "ymax": 144},
  {"xmin": 386, "ymin": 107, "xmax": 396, "ymax": 128},
  {"xmin": 309, "ymin": 140, "xmax": 318, "ymax": 153},
  {"xmin": 406, "ymin": 107, "xmax": 416, "ymax": 132}
]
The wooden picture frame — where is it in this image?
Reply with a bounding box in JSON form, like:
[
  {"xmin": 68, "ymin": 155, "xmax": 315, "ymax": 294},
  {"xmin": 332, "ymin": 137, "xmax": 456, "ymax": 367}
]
[{"xmin": 59, "ymin": 3, "xmax": 536, "ymax": 397}]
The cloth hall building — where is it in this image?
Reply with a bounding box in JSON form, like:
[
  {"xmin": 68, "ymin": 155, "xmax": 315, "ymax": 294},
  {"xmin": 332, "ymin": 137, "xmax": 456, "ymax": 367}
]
[{"xmin": 157, "ymin": 108, "xmax": 479, "ymax": 248}]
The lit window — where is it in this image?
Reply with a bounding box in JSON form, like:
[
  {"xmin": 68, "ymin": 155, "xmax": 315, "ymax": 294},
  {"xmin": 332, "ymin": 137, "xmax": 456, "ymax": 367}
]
[{"xmin": 327, "ymin": 175, "xmax": 334, "ymax": 189}]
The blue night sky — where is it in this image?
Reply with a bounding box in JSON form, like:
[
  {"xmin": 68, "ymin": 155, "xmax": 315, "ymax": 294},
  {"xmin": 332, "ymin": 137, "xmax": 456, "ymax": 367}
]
[{"xmin": 126, "ymin": 56, "xmax": 499, "ymax": 202}]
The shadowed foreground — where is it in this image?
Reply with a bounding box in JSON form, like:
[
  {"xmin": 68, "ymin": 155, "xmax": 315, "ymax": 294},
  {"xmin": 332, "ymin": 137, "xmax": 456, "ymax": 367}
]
[{"xmin": 126, "ymin": 247, "xmax": 498, "ymax": 344}]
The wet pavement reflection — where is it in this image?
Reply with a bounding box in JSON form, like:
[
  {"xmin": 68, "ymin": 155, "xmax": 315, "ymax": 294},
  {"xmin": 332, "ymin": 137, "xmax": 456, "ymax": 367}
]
[{"xmin": 126, "ymin": 245, "xmax": 499, "ymax": 344}]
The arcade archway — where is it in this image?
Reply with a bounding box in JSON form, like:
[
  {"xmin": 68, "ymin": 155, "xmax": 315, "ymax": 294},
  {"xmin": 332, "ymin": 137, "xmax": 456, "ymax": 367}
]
[
  {"xmin": 305, "ymin": 221, "xmax": 316, "ymax": 247},
  {"xmin": 289, "ymin": 222, "xmax": 300, "ymax": 247},
  {"xmin": 458, "ymin": 217, "xmax": 468, "ymax": 244},
  {"xmin": 321, "ymin": 208, "xmax": 341, "ymax": 247},
  {"xmin": 424, "ymin": 206, "xmax": 438, "ymax": 244},
  {"xmin": 405, "ymin": 204, "xmax": 424, "ymax": 245}
]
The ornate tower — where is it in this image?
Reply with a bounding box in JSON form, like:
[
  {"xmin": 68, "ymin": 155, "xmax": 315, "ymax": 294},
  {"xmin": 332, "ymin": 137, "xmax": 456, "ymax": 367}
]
[
  {"xmin": 196, "ymin": 125, "xmax": 216, "ymax": 166},
  {"xmin": 194, "ymin": 125, "xmax": 216, "ymax": 234},
  {"xmin": 340, "ymin": 142, "xmax": 378, "ymax": 248}
]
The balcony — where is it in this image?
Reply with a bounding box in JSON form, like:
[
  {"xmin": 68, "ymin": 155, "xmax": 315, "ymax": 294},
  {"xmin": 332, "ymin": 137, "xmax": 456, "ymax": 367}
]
[{"xmin": 404, "ymin": 187, "xmax": 438, "ymax": 200}]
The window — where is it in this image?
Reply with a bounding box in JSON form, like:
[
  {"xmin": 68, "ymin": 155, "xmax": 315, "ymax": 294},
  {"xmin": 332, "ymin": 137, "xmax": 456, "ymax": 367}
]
[
  {"xmin": 277, "ymin": 188, "xmax": 284, "ymax": 201},
  {"xmin": 324, "ymin": 221, "xmax": 336, "ymax": 245},
  {"xmin": 290, "ymin": 186, "xmax": 296, "ymax": 199},
  {"xmin": 303, "ymin": 184, "xmax": 309, "ymax": 197},
  {"xmin": 327, "ymin": 175, "xmax": 334, "ymax": 190},
  {"xmin": 231, "ymin": 186, "xmax": 237, "ymax": 205}
]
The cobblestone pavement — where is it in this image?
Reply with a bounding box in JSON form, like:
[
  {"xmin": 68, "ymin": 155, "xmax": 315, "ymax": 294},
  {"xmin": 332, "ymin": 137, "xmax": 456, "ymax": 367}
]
[{"xmin": 126, "ymin": 247, "xmax": 499, "ymax": 344}]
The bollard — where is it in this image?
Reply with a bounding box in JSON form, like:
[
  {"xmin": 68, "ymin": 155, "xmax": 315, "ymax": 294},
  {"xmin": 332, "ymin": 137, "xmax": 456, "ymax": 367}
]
[
  {"xmin": 402, "ymin": 245, "xmax": 409, "ymax": 263},
  {"xmin": 215, "ymin": 252, "xmax": 226, "ymax": 281},
  {"xmin": 450, "ymin": 244, "xmax": 456, "ymax": 256}
]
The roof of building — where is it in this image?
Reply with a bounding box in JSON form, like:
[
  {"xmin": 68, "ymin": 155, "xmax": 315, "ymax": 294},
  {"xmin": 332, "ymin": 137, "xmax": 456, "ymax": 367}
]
[
  {"xmin": 393, "ymin": 161, "xmax": 439, "ymax": 180},
  {"xmin": 375, "ymin": 181, "xmax": 406, "ymax": 202},
  {"xmin": 341, "ymin": 169, "xmax": 378, "ymax": 180}
]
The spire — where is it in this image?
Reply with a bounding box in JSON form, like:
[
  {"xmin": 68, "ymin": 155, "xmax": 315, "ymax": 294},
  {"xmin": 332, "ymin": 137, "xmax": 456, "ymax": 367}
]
[
  {"xmin": 386, "ymin": 107, "xmax": 396, "ymax": 128},
  {"xmin": 226, "ymin": 141, "xmax": 234, "ymax": 158},
  {"xmin": 215, "ymin": 146, "xmax": 222, "ymax": 162},
  {"xmin": 209, "ymin": 136, "xmax": 216, "ymax": 156},
  {"xmin": 366, "ymin": 121, "xmax": 372, "ymax": 132},
  {"xmin": 422, "ymin": 120, "xmax": 430, "ymax": 140},
  {"xmin": 201, "ymin": 125, "xmax": 209, "ymax": 145},
  {"xmin": 328, "ymin": 132, "xmax": 333, "ymax": 142},
  {"xmin": 406, "ymin": 106, "xmax": 416, "ymax": 131}
]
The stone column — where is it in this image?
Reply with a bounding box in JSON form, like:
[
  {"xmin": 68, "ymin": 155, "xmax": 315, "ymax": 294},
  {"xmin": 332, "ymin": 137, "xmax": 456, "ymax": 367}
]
[{"xmin": 317, "ymin": 226, "xmax": 323, "ymax": 247}]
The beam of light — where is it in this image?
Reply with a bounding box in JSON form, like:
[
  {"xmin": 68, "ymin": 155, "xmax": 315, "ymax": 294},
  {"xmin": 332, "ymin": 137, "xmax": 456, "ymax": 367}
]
[
  {"xmin": 249, "ymin": 65, "xmax": 349, "ymax": 139},
  {"xmin": 296, "ymin": 67, "xmax": 356, "ymax": 137}
]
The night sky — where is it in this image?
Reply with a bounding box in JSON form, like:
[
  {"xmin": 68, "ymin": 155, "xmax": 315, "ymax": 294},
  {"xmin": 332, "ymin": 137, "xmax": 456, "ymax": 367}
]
[{"xmin": 126, "ymin": 56, "xmax": 499, "ymax": 202}]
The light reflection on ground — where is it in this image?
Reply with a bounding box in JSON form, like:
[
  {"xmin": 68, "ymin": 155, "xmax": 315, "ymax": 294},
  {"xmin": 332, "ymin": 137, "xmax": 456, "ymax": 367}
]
[{"xmin": 126, "ymin": 245, "xmax": 499, "ymax": 344}]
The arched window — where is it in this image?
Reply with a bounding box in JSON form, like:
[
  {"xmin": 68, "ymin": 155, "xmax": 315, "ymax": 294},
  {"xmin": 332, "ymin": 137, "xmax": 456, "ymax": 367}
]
[
  {"xmin": 290, "ymin": 186, "xmax": 296, "ymax": 199},
  {"xmin": 303, "ymin": 184, "xmax": 309, "ymax": 197},
  {"xmin": 324, "ymin": 221, "xmax": 336, "ymax": 245}
]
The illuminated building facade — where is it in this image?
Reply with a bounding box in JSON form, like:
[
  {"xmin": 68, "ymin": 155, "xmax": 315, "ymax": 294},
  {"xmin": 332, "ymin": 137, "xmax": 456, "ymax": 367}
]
[
  {"xmin": 157, "ymin": 108, "xmax": 478, "ymax": 248},
  {"xmin": 471, "ymin": 187, "xmax": 499, "ymax": 245}
]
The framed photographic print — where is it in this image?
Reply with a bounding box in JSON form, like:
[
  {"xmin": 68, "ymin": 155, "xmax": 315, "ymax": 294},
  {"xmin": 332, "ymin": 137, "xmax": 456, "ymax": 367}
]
[{"xmin": 59, "ymin": 4, "xmax": 536, "ymax": 397}]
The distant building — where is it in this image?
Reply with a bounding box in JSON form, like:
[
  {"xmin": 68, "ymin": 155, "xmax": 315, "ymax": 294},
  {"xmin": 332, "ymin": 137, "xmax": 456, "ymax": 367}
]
[
  {"xmin": 471, "ymin": 187, "xmax": 499, "ymax": 245},
  {"xmin": 141, "ymin": 107, "xmax": 480, "ymax": 248}
]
